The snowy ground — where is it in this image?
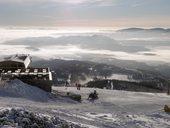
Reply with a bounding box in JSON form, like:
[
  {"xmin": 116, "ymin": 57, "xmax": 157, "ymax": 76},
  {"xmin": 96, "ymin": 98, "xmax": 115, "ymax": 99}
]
[{"xmin": 0, "ymin": 81, "xmax": 170, "ymax": 128}]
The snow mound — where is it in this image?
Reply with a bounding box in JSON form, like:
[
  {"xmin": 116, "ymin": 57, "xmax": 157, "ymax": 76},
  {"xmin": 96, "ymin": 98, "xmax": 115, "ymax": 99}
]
[
  {"xmin": 0, "ymin": 107, "xmax": 82, "ymax": 128},
  {"xmin": 0, "ymin": 79, "xmax": 50, "ymax": 102}
]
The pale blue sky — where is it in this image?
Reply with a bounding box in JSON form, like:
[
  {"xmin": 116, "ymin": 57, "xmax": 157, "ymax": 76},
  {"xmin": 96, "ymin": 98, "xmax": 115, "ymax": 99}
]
[{"xmin": 0, "ymin": 0, "xmax": 170, "ymax": 27}]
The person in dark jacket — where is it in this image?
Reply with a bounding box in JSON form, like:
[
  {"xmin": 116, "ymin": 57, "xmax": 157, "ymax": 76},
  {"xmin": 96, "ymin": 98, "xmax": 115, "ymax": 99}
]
[{"xmin": 88, "ymin": 90, "xmax": 98, "ymax": 100}]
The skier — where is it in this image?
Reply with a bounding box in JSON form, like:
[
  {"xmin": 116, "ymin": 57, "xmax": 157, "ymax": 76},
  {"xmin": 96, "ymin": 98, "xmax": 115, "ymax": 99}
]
[
  {"xmin": 77, "ymin": 84, "xmax": 81, "ymax": 90},
  {"xmin": 65, "ymin": 80, "xmax": 69, "ymax": 89},
  {"xmin": 88, "ymin": 90, "xmax": 98, "ymax": 100},
  {"xmin": 167, "ymin": 89, "xmax": 170, "ymax": 95}
]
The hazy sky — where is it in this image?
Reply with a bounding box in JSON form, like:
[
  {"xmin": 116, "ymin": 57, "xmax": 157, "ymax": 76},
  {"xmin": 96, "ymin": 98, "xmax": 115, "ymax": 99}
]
[{"xmin": 0, "ymin": 0, "xmax": 170, "ymax": 27}]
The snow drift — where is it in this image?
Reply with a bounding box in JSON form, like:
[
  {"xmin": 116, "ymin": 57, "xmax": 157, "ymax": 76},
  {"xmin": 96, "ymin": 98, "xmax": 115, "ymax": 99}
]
[{"xmin": 0, "ymin": 80, "xmax": 50, "ymax": 102}]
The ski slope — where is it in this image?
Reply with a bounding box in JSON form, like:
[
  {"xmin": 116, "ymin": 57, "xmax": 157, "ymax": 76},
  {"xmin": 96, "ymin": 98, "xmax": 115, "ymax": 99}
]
[{"xmin": 0, "ymin": 80, "xmax": 170, "ymax": 128}]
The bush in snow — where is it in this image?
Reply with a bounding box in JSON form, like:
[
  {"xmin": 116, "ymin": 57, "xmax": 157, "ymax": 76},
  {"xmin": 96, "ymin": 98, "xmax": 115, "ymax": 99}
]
[{"xmin": 0, "ymin": 108, "xmax": 83, "ymax": 128}]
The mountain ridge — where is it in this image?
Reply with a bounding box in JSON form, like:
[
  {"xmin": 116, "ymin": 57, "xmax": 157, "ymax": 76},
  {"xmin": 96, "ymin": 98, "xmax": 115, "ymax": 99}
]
[{"xmin": 117, "ymin": 28, "xmax": 170, "ymax": 33}]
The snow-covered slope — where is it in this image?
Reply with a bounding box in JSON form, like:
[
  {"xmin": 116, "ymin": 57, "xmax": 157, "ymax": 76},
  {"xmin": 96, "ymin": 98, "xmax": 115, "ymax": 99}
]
[
  {"xmin": 0, "ymin": 79, "xmax": 50, "ymax": 102},
  {"xmin": 0, "ymin": 82, "xmax": 170, "ymax": 128},
  {"xmin": 53, "ymin": 87, "xmax": 170, "ymax": 128}
]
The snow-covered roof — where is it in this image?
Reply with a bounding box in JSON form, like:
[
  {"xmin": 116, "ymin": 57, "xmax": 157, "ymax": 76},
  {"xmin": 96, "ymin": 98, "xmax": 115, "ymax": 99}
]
[
  {"xmin": 0, "ymin": 54, "xmax": 29, "ymax": 63},
  {"xmin": 0, "ymin": 54, "xmax": 31, "ymax": 68}
]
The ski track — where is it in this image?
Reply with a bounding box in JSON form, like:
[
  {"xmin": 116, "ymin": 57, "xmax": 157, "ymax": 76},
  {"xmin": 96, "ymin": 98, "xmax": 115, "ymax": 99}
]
[{"xmin": 0, "ymin": 85, "xmax": 170, "ymax": 128}]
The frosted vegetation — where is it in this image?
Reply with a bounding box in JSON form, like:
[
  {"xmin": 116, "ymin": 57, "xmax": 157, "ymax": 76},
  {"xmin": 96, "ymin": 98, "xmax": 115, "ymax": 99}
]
[{"xmin": 0, "ymin": 108, "xmax": 81, "ymax": 128}]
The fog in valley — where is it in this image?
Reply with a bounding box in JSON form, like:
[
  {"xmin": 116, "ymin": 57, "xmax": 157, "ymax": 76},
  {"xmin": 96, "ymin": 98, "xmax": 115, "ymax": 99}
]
[{"xmin": 0, "ymin": 27, "xmax": 170, "ymax": 66}]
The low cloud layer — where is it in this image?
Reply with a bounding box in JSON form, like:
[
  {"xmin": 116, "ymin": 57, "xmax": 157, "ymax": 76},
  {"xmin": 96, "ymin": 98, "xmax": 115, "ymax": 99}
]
[
  {"xmin": 0, "ymin": 43, "xmax": 169, "ymax": 63},
  {"xmin": 0, "ymin": 28, "xmax": 170, "ymax": 64}
]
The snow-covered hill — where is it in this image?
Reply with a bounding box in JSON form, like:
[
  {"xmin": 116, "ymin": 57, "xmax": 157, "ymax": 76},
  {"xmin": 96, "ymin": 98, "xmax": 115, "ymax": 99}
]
[
  {"xmin": 0, "ymin": 80, "xmax": 50, "ymax": 102},
  {"xmin": 0, "ymin": 80, "xmax": 170, "ymax": 128}
]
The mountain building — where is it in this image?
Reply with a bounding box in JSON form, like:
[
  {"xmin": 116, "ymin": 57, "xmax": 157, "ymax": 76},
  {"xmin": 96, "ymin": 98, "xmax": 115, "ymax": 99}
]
[{"xmin": 0, "ymin": 54, "xmax": 52, "ymax": 92}]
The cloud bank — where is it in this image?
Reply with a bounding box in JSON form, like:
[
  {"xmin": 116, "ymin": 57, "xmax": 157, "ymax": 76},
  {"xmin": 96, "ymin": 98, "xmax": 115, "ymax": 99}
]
[{"xmin": 0, "ymin": 28, "xmax": 170, "ymax": 64}]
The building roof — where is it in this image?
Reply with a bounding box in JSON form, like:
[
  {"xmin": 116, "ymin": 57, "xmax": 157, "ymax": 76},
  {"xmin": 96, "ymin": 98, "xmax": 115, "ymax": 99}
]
[{"xmin": 0, "ymin": 54, "xmax": 29, "ymax": 63}]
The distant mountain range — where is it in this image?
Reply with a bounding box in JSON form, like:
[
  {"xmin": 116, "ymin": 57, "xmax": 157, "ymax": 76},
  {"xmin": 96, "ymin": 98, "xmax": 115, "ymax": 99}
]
[
  {"xmin": 5, "ymin": 35, "xmax": 148, "ymax": 52},
  {"xmin": 117, "ymin": 28, "xmax": 170, "ymax": 33}
]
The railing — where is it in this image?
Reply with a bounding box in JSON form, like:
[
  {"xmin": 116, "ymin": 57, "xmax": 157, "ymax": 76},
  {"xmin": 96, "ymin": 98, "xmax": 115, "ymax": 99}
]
[{"xmin": 0, "ymin": 67, "xmax": 52, "ymax": 81}]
